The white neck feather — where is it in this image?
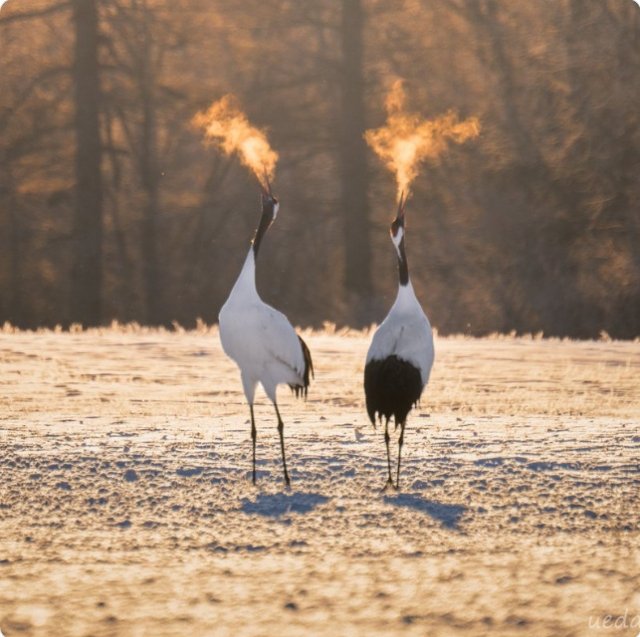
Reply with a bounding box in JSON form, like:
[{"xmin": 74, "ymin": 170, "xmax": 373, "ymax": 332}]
[
  {"xmin": 391, "ymin": 279, "xmax": 419, "ymax": 313},
  {"xmin": 229, "ymin": 248, "xmax": 259, "ymax": 301}
]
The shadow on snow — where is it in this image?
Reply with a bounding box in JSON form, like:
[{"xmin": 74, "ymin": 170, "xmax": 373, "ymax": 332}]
[
  {"xmin": 384, "ymin": 494, "xmax": 466, "ymax": 529},
  {"xmin": 241, "ymin": 492, "xmax": 329, "ymax": 518}
]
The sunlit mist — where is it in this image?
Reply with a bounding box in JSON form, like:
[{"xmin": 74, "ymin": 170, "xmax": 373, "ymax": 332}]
[
  {"xmin": 365, "ymin": 80, "xmax": 480, "ymax": 200},
  {"xmin": 193, "ymin": 94, "xmax": 278, "ymax": 188}
]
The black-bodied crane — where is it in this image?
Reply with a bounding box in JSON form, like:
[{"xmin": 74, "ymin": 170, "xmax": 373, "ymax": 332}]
[{"xmin": 364, "ymin": 193, "xmax": 434, "ymax": 490}]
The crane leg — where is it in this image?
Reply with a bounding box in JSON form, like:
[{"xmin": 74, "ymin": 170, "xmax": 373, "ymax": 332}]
[
  {"xmin": 274, "ymin": 403, "xmax": 291, "ymax": 487},
  {"xmin": 250, "ymin": 404, "xmax": 257, "ymax": 485},
  {"xmin": 384, "ymin": 420, "xmax": 394, "ymax": 490},
  {"xmin": 396, "ymin": 421, "xmax": 406, "ymax": 490}
]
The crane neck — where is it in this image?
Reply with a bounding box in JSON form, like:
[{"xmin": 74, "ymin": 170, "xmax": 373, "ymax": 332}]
[
  {"xmin": 252, "ymin": 209, "xmax": 274, "ymax": 259},
  {"xmin": 392, "ymin": 278, "xmax": 420, "ymax": 314},
  {"xmin": 229, "ymin": 248, "xmax": 259, "ymax": 300},
  {"xmin": 397, "ymin": 237, "xmax": 409, "ymax": 287},
  {"xmin": 229, "ymin": 204, "xmax": 276, "ymax": 303}
]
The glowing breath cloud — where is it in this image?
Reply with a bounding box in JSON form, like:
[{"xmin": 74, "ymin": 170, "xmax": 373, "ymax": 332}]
[
  {"xmin": 193, "ymin": 95, "xmax": 278, "ymax": 189},
  {"xmin": 365, "ymin": 80, "xmax": 480, "ymax": 200}
]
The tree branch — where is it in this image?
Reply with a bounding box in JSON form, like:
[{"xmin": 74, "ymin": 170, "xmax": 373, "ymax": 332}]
[{"xmin": 0, "ymin": 2, "xmax": 71, "ymax": 26}]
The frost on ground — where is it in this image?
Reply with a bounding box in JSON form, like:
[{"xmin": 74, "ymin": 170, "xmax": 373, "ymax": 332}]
[{"xmin": 0, "ymin": 327, "xmax": 639, "ymax": 637}]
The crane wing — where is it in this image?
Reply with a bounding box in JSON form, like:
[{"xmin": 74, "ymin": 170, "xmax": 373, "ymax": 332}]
[
  {"xmin": 258, "ymin": 304, "xmax": 307, "ymax": 380},
  {"xmin": 366, "ymin": 314, "xmax": 434, "ymax": 385}
]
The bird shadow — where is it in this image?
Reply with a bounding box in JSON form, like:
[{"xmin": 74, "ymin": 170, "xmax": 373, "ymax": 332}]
[
  {"xmin": 241, "ymin": 492, "xmax": 329, "ymax": 518},
  {"xmin": 383, "ymin": 493, "xmax": 466, "ymax": 530}
]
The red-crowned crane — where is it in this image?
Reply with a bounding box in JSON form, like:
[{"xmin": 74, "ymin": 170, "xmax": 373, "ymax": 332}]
[
  {"xmin": 364, "ymin": 193, "xmax": 434, "ymax": 490},
  {"xmin": 218, "ymin": 182, "xmax": 313, "ymax": 487}
]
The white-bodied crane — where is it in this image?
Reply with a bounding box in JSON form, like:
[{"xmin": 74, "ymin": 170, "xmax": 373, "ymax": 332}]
[
  {"xmin": 218, "ymin": 181, "xmax": 313, "ymax": 487},
  {"xmin": 364, "ymin": 193, "xmax": 434, "ymax": 490}
]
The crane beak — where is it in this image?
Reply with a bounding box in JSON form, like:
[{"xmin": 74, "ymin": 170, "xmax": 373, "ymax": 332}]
[
  {"xmin": 395, "ymin": 191, "xmax": 407, "ymax": 226},
  {"xmin": 259, "ymin": 173, "xmax": 279, "ymax": 219},
  {"xmin": 259, "ymin": 172, "xmax": 273, "ymax": 201}
]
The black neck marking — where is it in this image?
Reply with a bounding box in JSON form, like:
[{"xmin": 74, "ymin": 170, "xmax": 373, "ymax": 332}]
[
  {"xmin": 397, "ymin": 238, "xmax": 409, "ymax": 286},
  {"xmin": 252, "ymin": 202, "xmax": 275, "ymax": 258}
]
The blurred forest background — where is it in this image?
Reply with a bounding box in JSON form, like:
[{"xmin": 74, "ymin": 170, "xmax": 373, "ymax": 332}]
[{"xmin": 0, "ymin": 0, "xmax": 639, "ymax": 337}]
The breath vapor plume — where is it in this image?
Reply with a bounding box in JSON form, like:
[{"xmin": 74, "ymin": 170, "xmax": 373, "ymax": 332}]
[
  {"xmin": 365, "ymin": 80, "xmax": 480, "ymax": 200},
  {"xmin": 193, "ymin": 95, "xmax": 278, "ymax": 189}
]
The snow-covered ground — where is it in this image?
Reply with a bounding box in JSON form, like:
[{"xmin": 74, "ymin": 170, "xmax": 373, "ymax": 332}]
[{"xmin": 1, "ymin": 327, "xmax": 639, "ymax": 636}]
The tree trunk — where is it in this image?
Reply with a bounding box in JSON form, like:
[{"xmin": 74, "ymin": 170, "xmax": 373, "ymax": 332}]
[
  {"xmin": 139, "ymin": 1, "xmax": 162, "ymax": 324},
  {"xmin": 340, "ymin": 0, "xmax": 372, "ymax": 325},
  {"xmin": 0, "ymin": 171, "xmax": 23, "ymax": 325},
  {"xmin": 70, "ymin": 0, "xmax": 103, "ymax": 326}
]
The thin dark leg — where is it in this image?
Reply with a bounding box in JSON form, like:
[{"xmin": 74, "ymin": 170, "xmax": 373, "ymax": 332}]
[
  {"xmin": 396, "ymin": 421, "xmax": 406, "ymax": 490},
  {"xmin": 384, "ymin": 420, "xmax": 393, "ymax": 489},
  {"xmin": 274, "ymin": 403, "xmax": 290, "ymax": 487},
  {"xmin": 250, "ymin": 404, "xmax": 257, "ymax": 485}
]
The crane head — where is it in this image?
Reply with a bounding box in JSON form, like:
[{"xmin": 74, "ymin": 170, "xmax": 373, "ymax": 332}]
[{"xmin": 259, "ymin": 174, "xmax": 279, "ymax": 219}]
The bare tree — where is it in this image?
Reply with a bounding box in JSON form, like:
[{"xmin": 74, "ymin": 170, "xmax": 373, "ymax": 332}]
[
  {"xmin": 70, "ymin": 0, "xmax": 103, "ymax": 326},
  {"xmin": 340, "ymin": 0, "xmax": 373, "ymax": 324},
  {"xmin": 0, "ymin": 0, "xmax": 638, "ymax": 337}
]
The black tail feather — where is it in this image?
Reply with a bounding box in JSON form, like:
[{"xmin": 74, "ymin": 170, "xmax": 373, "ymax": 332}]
[
  {"xmin": 289, "ymin": 335, "xmax": 314, "ymax": 398},
  {"xmin": 364, "ymin": 355, "xmax": 422, "ymax": 426}
]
